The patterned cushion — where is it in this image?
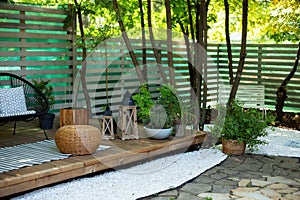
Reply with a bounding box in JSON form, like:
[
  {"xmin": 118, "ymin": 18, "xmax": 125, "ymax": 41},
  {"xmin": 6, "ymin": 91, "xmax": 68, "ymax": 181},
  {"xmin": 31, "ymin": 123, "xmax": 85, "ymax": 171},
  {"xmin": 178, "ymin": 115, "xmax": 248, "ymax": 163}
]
[
  {"xmin": 0, "ymin": 110, "xmax": 36, "ymax": 117},
  {"xmin": 0, "ymin": 86, "xmax": 34, "ymax": 116}
]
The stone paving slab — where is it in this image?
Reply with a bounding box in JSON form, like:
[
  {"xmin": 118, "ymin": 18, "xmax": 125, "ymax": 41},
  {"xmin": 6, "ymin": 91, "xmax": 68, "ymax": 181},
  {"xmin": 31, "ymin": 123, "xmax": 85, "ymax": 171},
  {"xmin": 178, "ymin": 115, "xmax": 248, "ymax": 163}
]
[{"xmin": 139, "ymin": 154, "xmax": 300, "ymax": 200}]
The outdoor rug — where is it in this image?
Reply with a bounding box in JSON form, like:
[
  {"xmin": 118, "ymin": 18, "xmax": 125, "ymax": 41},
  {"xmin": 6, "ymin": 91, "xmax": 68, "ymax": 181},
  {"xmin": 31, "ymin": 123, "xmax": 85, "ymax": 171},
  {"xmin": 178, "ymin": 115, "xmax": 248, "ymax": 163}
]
[{"xmin": 0, "ymin": 140, "xmax": 110, "ymax": 173}]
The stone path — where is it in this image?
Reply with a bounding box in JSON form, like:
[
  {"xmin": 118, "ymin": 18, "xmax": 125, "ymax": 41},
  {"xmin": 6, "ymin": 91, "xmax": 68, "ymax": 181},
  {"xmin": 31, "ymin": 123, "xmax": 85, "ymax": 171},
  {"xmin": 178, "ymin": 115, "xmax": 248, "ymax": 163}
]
[{"xmin": 140, "ymin": 154, "xmax": 300, "ymax": 200}]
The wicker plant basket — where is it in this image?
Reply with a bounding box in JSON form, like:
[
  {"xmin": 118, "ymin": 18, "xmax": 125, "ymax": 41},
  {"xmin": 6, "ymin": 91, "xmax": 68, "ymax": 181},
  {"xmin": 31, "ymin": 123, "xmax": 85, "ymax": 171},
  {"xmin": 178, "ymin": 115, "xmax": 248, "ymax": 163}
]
[
  {"xmin": 222, "ymin": 138, "xmax": 246, "ymax": 155},
  {"xmin": 55, "ymin": 125, "xmax": 101, "ymax": 155}
]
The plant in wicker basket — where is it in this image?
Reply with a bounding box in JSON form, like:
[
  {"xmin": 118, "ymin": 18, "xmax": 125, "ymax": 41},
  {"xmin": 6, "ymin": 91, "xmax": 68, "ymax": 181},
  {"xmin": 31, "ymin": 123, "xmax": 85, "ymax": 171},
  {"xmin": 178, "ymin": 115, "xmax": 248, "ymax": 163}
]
[{"xmin": 219, "ymin": 100, "xmax": 274, "ymax": 155}]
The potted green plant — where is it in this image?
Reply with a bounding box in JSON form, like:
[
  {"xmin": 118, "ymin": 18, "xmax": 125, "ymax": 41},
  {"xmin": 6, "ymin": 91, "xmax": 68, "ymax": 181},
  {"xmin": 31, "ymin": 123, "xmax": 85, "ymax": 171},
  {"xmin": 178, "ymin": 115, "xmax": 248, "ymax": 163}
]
[
  {"xmin": 143, "ymin": 104, "xmax": 173, "ymax": 139},
  {"xmin": 133, "ymin": 83, "xmax": 182, "ymax": 139},
  {"xmin": 33, "ymin": 79, "xmax": 55, "ymax": 129},
  {"xmin": 157, "ymin": 84, "xmax": 181, "ymax": 126},
  {"xmin": 213, "ymin": 100, "xmax": 274, "ymax": 155},
  {"xmin": 132, "ymin": 83, "xmax": 154, "ymax": 125}
]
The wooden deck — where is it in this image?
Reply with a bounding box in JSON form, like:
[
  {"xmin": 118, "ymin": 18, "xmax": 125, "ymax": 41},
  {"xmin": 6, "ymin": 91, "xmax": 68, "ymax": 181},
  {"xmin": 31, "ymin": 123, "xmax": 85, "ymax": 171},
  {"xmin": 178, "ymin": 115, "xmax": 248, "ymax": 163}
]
[{"xmin": 0, "ymin": 118, "xmax": 206, "ymax": 198}]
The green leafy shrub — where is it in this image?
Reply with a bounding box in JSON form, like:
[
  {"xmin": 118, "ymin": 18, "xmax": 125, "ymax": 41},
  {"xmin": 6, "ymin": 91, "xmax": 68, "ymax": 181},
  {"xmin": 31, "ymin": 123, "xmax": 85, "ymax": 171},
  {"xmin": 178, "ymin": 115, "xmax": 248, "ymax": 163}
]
[
  {"xmin": 32, "ymin": 79, "xmax": 55, "ymax": 109},
  {"xmin": 132, "ymin": 83, "xmax": 154, "ymax": 125},
  {"xmin": 133, "ymin": 83, "xmax": 182, "ymax": 129},
  {"xmin": 157, "ymin": 84, "xmax": 181, "ymax": 123},
  {"xmin": 220, "ymin": 100, "xmax": 274, "ymax": 151}
]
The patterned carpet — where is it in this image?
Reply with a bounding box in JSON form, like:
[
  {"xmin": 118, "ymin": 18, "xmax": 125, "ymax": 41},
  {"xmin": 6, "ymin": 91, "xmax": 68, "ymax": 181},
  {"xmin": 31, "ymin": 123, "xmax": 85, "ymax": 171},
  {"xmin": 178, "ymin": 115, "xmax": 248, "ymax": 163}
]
[{"xmin": 0, "ymin": 140, "xmax": 109, "ymax": 173}]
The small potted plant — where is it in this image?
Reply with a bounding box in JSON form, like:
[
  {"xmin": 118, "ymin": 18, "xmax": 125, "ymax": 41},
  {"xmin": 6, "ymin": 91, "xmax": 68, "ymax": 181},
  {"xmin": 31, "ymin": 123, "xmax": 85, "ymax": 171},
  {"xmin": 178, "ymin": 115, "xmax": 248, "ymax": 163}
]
[
  {"xmin": 213, "ymin": 100, "xmax": 274, "ymax": 155},
  {"xmin": 133, "ymin": 83, "xmax": 182, "ymax": 139},
  {"xmin": 33, "ymin": 79, "xmax": 55, "ymax": 129},
  {"xmin": 143, "ymin": 104, "xmax": 174, "ymax": 139},
  {"xmin": 157, "ymin": 84, "xmax": 181, "ymax": 125},
  {"xmin": 132, "ymin": 83, "xmax": 154, "ymax": 125}
]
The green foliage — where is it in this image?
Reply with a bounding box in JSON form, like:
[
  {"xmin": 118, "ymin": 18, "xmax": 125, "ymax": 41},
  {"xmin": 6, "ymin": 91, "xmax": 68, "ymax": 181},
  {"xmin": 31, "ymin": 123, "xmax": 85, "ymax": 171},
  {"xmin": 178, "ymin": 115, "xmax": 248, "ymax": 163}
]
[
  {"xmin": 12, "ymin": 0, "xmax": 299, "ymax": 43},
  {"xmin": 132, "ymin": 83, "xmax": 154, "ymax": 125},
  {"xmin": 13, "ymin": 0, "xmax": 115, "ymax": 49},
  {"xmin": 265, "ymin": 0, "xmax": 300, "ymax": 43},
  {"xmin": 219, "ymin": 101, "xmax": 274, "ymax": 152},
  {"xmin": 157, "ymin": 84, "xmax": 181, "ymax": 122},
  {"xmin": 208, "ymin": 0, "xmax": 299, "ymax": 43},
  {"xmin": 133, "ymin": 83, "xmax": 182, "ymax": 129},
  {"xmin": 148, "ymin": 104, "xmax": 169, "ymax": 129},
  {"xmin": 32, "ymin": 79, "xmax": 55, "ymax": 109}
]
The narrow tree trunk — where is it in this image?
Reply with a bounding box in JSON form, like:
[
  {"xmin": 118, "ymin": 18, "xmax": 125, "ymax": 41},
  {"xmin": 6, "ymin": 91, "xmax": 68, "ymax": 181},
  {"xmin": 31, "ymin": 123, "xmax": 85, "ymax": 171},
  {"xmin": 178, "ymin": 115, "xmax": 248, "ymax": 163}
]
[
  {"xmin": 199, "ymin": 0, "xmax": 209, "ymax": 128},
  {"xmin": 112, "ymin": 0, "xmax": 145, "ymax": 84},
  {"xmin": 138, "ymin": 0, "xmax": 148, "ymax": 83},
  {"xmin": 74, "ymin": 0, "xmax": 91, "ymax": 118},
  {"xmin": 194, "ymin": 1, "xmax": 202, "ymax": 130},
  {"xmin": 227, "ymin": 0, "xmax": 248, "ymax": 107},
  {"xmin": 147, "ymin": 0, "xmax": 167, "ymax": 84},
  {"xmin": 224, "ymin": 0, "xmax": 234, "ymax": 85},
  {"xmin": 195, "ymin": 1, "xmax": 200, "ymax": 45},
  {"xmin": 186, "ymin": 0, "xmax": 197, "ymax": 93},
  {"xmin": 276, "ymin": 42, "xmax": 300, "ymax": 122},
  {"xmin": 179, "ymin": 22, "xmax": 195, "ymax": 91},
  {"xmin": 165, "ymin": 0, "xmax": 175, "ymax": 86},
  {"xmin": 179, "ymin": 22, "xmax": 198, "ymax": 121}
]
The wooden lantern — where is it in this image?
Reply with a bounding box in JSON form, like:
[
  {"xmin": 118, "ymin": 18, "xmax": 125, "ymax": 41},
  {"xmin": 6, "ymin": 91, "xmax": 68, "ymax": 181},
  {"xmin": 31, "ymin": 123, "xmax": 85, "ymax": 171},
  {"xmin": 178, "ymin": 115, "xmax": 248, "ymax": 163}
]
[
  {"xmin": 118, "ymin": 105, "xmax": 139, "ymax": 140},
  {"xmin": 101, "ymin": 116, "xmax": 114, "ymax": 140}
]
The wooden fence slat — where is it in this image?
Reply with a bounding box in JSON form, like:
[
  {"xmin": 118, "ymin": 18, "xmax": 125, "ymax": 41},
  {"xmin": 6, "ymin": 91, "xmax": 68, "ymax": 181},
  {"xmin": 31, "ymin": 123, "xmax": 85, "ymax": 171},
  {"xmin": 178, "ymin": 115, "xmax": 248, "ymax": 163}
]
[
  {"xmin": 0, "ymin": 32, "xmax": 72, "ymax": 40},
  {"xmin": 0, "ymin": 3, "xmax": 69, "ymax": 15},
  {"xmin": 0, "ymin": 22, "xmax": 71, "ymax": 32},
  {"xmin": 0, "ymin": 12, "xmax": 67, "ymax": 23},
  {"xmin": 0, "ymin": 41, "xmax": 72, "ymax": 48},
  {"xmin": 0, "ymin": 60, "xmax": 73, "ymax": 66},
  {"xmin": 0, "ymin": 51, "xmax": 73, "ymax": 57}
]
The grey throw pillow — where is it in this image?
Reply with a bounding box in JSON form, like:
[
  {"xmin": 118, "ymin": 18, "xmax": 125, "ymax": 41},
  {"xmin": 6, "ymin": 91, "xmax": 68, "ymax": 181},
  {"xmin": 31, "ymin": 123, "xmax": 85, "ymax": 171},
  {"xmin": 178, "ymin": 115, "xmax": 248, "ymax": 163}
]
[{"xmin": 0, "ymin": 86, "xmax": 28, "ymax": 115}]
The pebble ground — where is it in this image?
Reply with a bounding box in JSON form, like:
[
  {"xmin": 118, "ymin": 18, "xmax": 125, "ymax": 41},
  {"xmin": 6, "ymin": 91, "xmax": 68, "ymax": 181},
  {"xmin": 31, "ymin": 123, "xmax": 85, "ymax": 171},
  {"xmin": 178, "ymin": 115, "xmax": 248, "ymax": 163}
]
[{"xmin": 140, "ymin": 154, "xmax": 300, "ymax": 200}]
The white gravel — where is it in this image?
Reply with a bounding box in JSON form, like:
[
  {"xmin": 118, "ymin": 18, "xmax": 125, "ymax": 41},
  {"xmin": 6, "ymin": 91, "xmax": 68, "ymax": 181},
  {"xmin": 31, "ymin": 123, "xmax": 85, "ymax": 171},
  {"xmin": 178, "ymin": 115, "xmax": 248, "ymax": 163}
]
[
  {"xmin": 13, "ymin": 127, "xmax": 300, "ymax": 200},
  {"xmin": 13, "ymin": 149, "xmax": 227, "ymax": 200},
  {"xmin": 250, "ymin": 127, "xmax": 300, "ymax": 158}
]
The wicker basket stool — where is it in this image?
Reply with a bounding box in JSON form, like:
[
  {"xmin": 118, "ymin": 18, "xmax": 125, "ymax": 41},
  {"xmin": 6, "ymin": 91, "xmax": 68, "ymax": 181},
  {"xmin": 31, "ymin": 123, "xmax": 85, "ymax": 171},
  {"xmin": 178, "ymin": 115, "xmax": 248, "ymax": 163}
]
[{"xmin": 55, "ymin": 125, "xmax": 102, "ymax": 155}]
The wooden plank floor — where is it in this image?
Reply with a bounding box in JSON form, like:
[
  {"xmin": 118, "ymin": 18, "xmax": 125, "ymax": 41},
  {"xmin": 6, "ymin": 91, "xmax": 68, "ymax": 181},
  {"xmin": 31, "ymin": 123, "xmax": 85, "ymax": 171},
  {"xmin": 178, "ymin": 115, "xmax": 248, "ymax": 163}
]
[{"xmin": 0, "ymin": 117, "xmax": 206, "ymax": 198}]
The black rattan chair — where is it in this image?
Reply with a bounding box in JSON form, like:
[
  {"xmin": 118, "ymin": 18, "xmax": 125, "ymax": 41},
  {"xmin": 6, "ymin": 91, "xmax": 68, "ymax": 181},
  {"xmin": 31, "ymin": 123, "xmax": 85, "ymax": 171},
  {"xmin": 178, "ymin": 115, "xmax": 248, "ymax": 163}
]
[{"xmin": 0, "ymin": 72, "xmax": 50, "ymax": 139}]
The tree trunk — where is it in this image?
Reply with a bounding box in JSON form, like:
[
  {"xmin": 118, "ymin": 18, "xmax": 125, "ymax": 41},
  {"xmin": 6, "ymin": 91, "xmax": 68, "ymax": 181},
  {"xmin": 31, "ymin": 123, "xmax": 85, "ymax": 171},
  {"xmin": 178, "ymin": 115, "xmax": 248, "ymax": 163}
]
[
  {"xmin": 74, "ymin": 0, "xmax": 91, "ymax": 118},
  {"xmin": 227, "ymin": 0, "xmax": 248, "ymax": 107},
  {"xmin": 224, "ymin": 0, "xmax": 234, "ymax": 85},
  {"xmin": 186, "ymin": 0, "xmax": 197, "ymax": 93},
  {"xmin": 179, "ymin": 22, "xmax": 195, "ymax": 92},
  {"xmin": 276, "ymin": 42, "xmax": 300, "ymax": 122},
  {"xmin": 194, "ymin": 1, "xmax": 202, "ymax": 130},
  {"xmin": 112, "ymin": 0, "xmax": 145, "ymax": 84},
  {"xmin": 186, "ymin": 0, "xmax": 198, "ymax": 118},
  {"xmin": 165, "ymin": 0, "xmax": 175, "ymax": 86},
  {"xmin": 180, "ymin": 0, "xmax": 210, "ymax": 130},
  {"xmin": 147, "ymin": 0, "xmax": 167, "ymax": 84},
  {"xmin": 138, "ymin": 0, "xmax": 148, "ymax": 83},
  {"xmin": 199, "ymin": 0, "xmax": 209, "ymax": 129}
]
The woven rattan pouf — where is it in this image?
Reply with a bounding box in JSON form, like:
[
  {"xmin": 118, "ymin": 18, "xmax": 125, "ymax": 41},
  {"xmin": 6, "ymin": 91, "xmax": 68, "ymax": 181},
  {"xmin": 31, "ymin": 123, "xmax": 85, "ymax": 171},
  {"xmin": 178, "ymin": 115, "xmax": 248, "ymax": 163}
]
[{"xmin": 55, "ymin": 125, "xmax": 102, "ymax": 155}]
